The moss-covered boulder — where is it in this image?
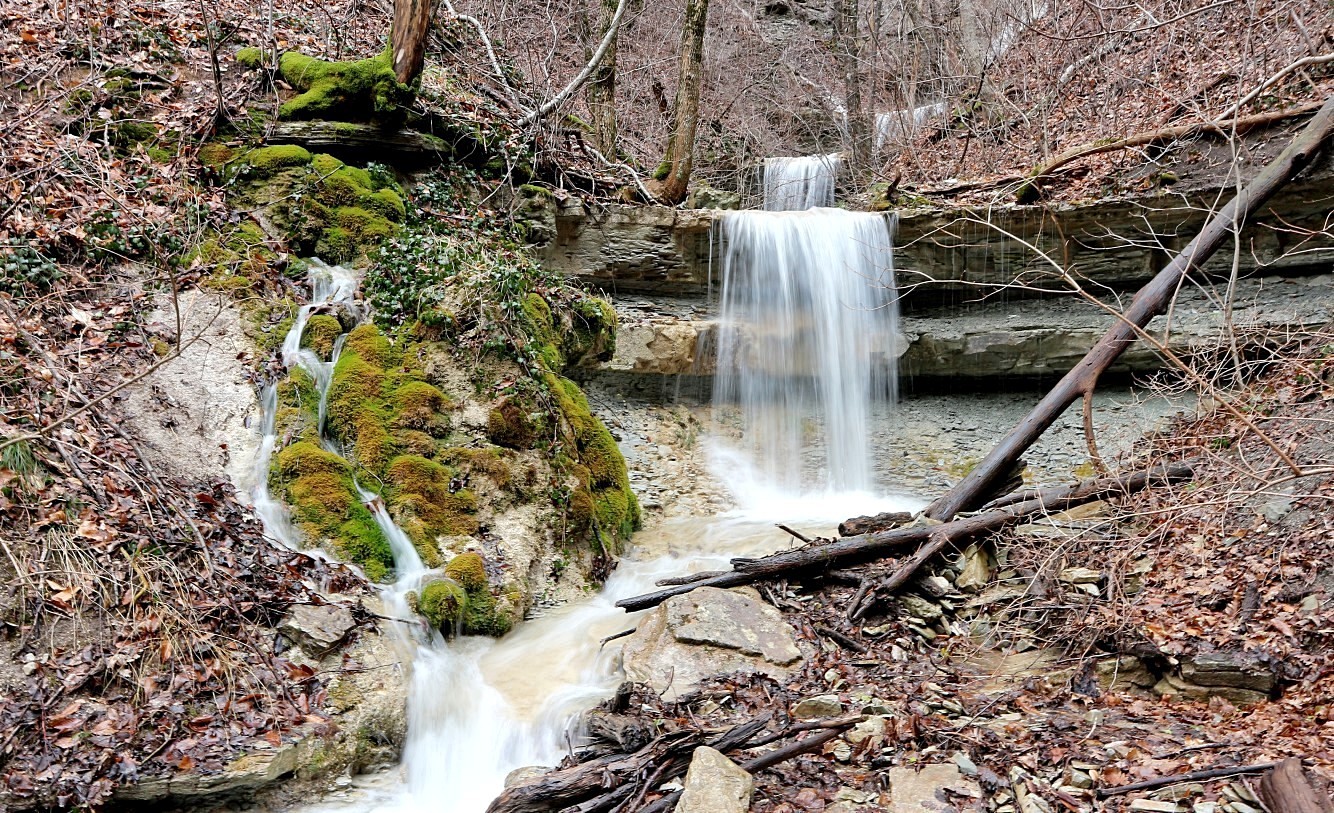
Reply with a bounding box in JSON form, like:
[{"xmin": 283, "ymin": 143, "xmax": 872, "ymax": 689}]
[
  {"xmin": 418, "ymin": 580, "xmax": 466, "ymax": 631},
  {"xmin": 301, "ymin": 313, "xmax": 344, "ymax": 359},
  {"xmin": 235, "ymin": 47, "xmax": 413, "ymax": 123},
  {"xmin": 442, "ymin": 552, "xmax": 514, "ymax": 637},
  {"xmin": 270, "ymin": 441, "xmax": 394, "ymax": 581}
]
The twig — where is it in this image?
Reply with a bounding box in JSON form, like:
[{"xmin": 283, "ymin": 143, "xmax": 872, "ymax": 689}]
[
  {"xmin": 813, "ymin": 625, "xmax": 867, "ymax": 653},
  {"xmin": 777, "ymin": 524, "xmax": 812, "ymax": 544}
]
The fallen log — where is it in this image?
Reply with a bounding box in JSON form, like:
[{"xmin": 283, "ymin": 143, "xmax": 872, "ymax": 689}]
[
  {"xmin": 617, "ymin": 463, "xmax": 1192, "ymax": 613},
  {"xmin": 1095, "ymin": 761, "xmax": 1279, "ymax": 798},
  {"xmin": 635, "ymin": 726, "xmax": 851, "ymax": 813},
  {"xmin": 838, "ymin": 511, "xmax": 913, "ymax": 537},
  {"xmin": 486, "ymin": 716, "xmax": 769, "ymax": 813},
  {"xmin": 1023, "ymin": 99, "xmax": 1325, "ymax": 192},
  {"xmin": 1258, "ymin": 757, "xmax": 1334, "ymax": 813},
  {"xmin": 924, "ymin": 94, "xmax": 1334, "ymax": 523}
]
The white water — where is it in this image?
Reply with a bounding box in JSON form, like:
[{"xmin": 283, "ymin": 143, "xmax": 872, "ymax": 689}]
[
  {"xmin": 874, "ymin": 101, "xmax": 948, "ymax": 151},
  {"xmin": 259, "ymin": 200, "xmax": 910, "ymax": 812},
  {"xmin": 762, "ymin": 154, "xmax": 840, "ymax": 210},
  {"xmin": 712, "ymin": 208, "xmax": 899, "ymax": 496}
]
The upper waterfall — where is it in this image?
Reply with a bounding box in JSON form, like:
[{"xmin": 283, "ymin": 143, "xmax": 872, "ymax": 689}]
[
  {"xmin": 762, "ymin": 154, "xmax": 840, "ymax": 210},
  {"xmin": 713, "ymin": 207, "xmax": 899, "ymax": 500}
]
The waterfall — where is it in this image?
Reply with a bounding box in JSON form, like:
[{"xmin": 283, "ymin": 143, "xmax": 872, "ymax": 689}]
[
  {"xmin": 712, "ymin": 208, "xmax": 899, "ymax": 504},
  {"xmin": 875, "ymin": 102, "xmax": 948, "ymax": 151},
  {"xmin": 762, "ymin": 154, "xmax": 840, "ymax": 210}
]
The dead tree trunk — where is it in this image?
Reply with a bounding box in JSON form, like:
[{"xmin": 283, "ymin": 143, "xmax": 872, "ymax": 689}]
[
  {"xmin": 923, "ymin": 94, "xmax": 1334, "ymax": 523},
  {"xmin": 832, "ymin": 0, "xmax": 871, "ymax": 183},
  {"xmin": 658, "ymin": 0, "xmax": 710, "ymax": 204},
  {"xmin": 616, "ymin": 464, "xmax": 1191, "ymax": 613},
  {"xmin": 391, "ymin": 0, "xmax": 434, "ymax": 84}
]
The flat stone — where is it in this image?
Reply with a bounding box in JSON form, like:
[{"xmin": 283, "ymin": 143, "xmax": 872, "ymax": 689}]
[
  {"xmin": 1128, "ymin": 800, "xmax": 1180, "ymax": 812},
  {"xmin": 280, "ymin": 604, "xmax": 356, "ymax": 657},
  {"xmin": 1179, "ymin": 651, "xmax": 1275, "ymax": 693},
  {"xmin": 793, "ymin": 694, "xmax": 845, "ymax": 719},
  {"xmin": 1152, "ymin": 674, "xmax": 1267, "ymax": 705},
  {"xmin": 888, "ymin": 763, "xmax": 983, "ymax": 812},
  {"xmin": 676, "ymin": 746, "xmax": 753, "ymax": 813},
  {"xmin": 621, "ymin": 587, "xmax": 802, "ymax": 699},
  {"xmin": 1094, "ymin": 656, "xmax": 1158, "ymax": 689},
  {"xmin": 1058, "ymin": 567, "xmax": 1104, "ymax": 585}
]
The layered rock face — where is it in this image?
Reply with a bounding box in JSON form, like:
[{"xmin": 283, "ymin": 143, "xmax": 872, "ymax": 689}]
[{"xmin": 537, "ymin": 171, "xmax": 1334, "ymax": 389}]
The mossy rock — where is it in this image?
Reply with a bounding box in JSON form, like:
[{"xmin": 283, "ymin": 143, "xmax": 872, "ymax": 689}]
[
  {"xmin": 344, "ymin": 323, "xmax": 394, "ymax": 367},
  {"xmin": 564, "ymin": 296, "xmax": 617, "ymax": 367},
  {"xmin": 487, "ymin": 397, "xmax": 537, "ymax": 450},
  {"xmin": 391, "ymin": 381, "xmax": 452, "ymax": 434},
  {"xmin": 236, "ymin": 47, "xmax": 264, "ymax": 69},
  {"xmin": 274, "ymin": 49, "xmax": 413, "ymax": 123},
  {"xmin": 444, "ymin": 551, "xmax": 488, "ymax": 591},
  {"xmin": 419, "ymin": 580, "xmax": 466, "ymax": 631},
  {"xmin": 442, "ymin": 447, "xmax": 512, "ymax": 489},
  {"xmin": 301, "ymin": 313, "xmax": 344, "ymax": 359},
  {"xmin": 235, "ymin": 144, "xmax": 314, "ymax": 178},
  {"xmin": 544, "ymin": 372, "xmax": 640, "ymax": 553},
  {"xmin": 274, "ymin": 441, "xmax": 351, "ymax": 481},
  {"xmin": 385, "ymin": 454, "xmax": 478, "ymax": 550}
]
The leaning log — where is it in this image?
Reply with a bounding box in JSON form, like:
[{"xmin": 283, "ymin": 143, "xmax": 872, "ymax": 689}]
[
  {"xmin": 617, "ymin": 463, "xmax": 1192, "ymax": 613},
  {"xmin": 924, "ymin": 94, "xmax": 1334, "ymax": 523}
]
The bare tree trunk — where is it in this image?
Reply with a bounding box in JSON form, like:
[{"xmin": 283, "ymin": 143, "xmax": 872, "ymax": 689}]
[
  {"xmin": 924, "ymin": 95, "xmax": 1334, "ymax": 523},
  {"xmin": 586, "ymin": 0, "xmax": 621, "ymax": 157},
  {"xmin": 659, "ymin": 0, "xmax": 710, "ymax": 204},
  {"xmin": 392, "ymin": 0, "xmax": 434, "ymax": 84},
  {"xmin": 833, "ymin": 0, "xmax": 871, "ymax": 183}
]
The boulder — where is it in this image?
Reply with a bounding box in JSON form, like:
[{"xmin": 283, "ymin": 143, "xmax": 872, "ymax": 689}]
[
  {"xmin": 621, "ymin": 587, "xmax": 802, "ymax": 699},
  {"xmin": 280, "ymin": 603, "xmax": 357, "ymax": 657},
  {"xmin": 1179, "ymin": 651, "xmax": 1276, "ymax": 693},
  {"xmin": 888, "ymin": 763, "xmax": 983, "ymax": 812},
  {"xmin": 676, "ymin": 746, "xmax": 753, "ymax": 813}
]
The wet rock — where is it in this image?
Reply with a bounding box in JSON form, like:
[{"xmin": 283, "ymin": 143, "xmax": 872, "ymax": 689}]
[
  {"xmin": 846, "ymin": 715, "xmax": 888, "ymax": 746},
  {"xmin": 112, "ymin": 742, "xmax": 302, "ymax": 804},
  {"xmin": 621, "ymin": 586, "xmax": 802, "ymax": 699},
  {"xmin": 792, "ymin": 694, "xmax": 845, "ymax": 719},
  {"xmin": 839, "ymin": 510, "xmax": 914, "ymax": 536},
  {"xmin": 676, "ymin": 746, "xmax": 753, "ymax": 813},
  {"xmin": 280, "ymin": 604, "xmax": 357, "ymax": 657},
  {"xmin": 888, "ymin": 763, "xmax": 983, "ymax": 812}
]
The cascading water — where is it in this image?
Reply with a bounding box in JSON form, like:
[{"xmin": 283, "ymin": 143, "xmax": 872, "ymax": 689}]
[
  {"xmin": 762, "ymin": 154, "xmax": 840, "ymax": 210},
  {"xmin": 256, "ymin": 177, "xmax": 914, "ymax": 813},
  {"xmin": 711, "ymin": 207, "xmax": 900, "ymax": 510}
]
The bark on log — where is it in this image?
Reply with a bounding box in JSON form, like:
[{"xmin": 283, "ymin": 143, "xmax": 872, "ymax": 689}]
[
  {"xmin": 838, "ymin": 511, "xmax": 913, "ymax": 537},
  {"xmin": 924, "ymin": 94, "xmax": 1334, "ymax": 523},
  {"xmin": 617, "ymin": 464, "xmax": 1192, "ymax": 613},
  {"xmin": 1258, "ymin": 758, "xmax": 1334, "ymax": 813}
]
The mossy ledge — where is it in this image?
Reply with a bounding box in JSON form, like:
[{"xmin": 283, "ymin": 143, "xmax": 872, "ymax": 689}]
[{"xmin": 236, "ymin": 47, "xmax": 414, "ymax": 123}]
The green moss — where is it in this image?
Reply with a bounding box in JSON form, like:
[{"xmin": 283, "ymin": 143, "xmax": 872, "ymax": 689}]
[
  {"xmin": 344, "ymin": 323, "xmax": 394, "ymax": 367},
  {"xmin": 240, "ymin": 144, "xmax": 313, "ymax": 178},
  {"xmin": 441, "ymin": 552, "xmax": 513, "ymax": 637},
  {"xmin": 276, "ymin": 49, "xmax": 412, "ymax": 122},
  {"xmin": 235, "ymin": 47, "xmax": 264, "ymax": 69},
  {"xmin": 270, "ymin": 441, "xmax": 394, "ymax": 581},
  {"xmin": 113, "ymin": 120, "xmax": 157, "ymax": 146},
  {"xmin": 544, "ymin": 373, "xmax": 640, "ymax": 553},
  {"xmin": 487, "ymin": 398, "xmax": 537, "ymax": 450},
  {"xmin": 444, "ymin": 551, "xmax": 487, "ymax": 591},
  {"xmin": 275, "ymin": 441, "xmax": 351, "ymax": 481},
  {"xmin": 385, "ymin": 454, "xmax": 478, "ymax": 549},
  {"xmin": 442, "ymin": 446, "xmax": 512, "ymax": 488},
  {"xmin": 364, "ymin": 188, "xmax": 407, "ymax": 222},
  {"xmin": 314, "ymin": 226, "xmax": 355, "ymax": 263},
  {"xmin": 301, "ymin": 313, "xmax": 344, "ymax": 359},
  {"xmin": 391, "ymin": 381, "xmax": 452, "ymax": 434},
  {"xmin": 419, "ymin": 580, "xmax": 466, "ymax": 630},
  {"xmin": 564, "ymin": 296, "xmax": 617, "ymax": 366}
]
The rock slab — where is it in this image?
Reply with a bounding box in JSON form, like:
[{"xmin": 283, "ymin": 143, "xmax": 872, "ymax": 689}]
[
  {"xmin": 888, "ymin": 763, "xmax": 983, "ymax": 812},
  {"xmin": 280, "ymin": 604, "xmax": 356, "ymax": 657},
  {"xmin": 676, "ymin": 746, "xmax": 754, "ymax": 813},
  {"xmin": 622, "ymin": 587, "xmax": 802, "ymax": 699}
]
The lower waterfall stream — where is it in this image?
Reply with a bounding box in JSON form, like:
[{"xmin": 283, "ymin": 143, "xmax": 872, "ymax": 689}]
[{"xmin": 250, "ymin": 207, "xmax": 914, "ymax": 811}]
